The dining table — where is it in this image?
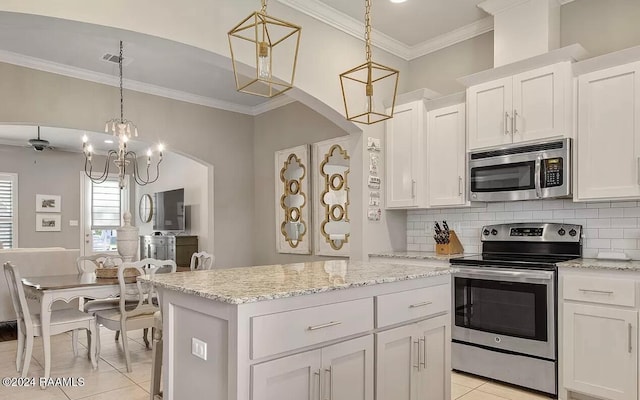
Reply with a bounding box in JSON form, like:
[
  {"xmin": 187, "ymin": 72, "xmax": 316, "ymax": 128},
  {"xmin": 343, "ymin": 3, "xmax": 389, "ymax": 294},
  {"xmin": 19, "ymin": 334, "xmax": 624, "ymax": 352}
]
[{"xmin": 21, "ymin": 272, "xmax": 138, "ymax": 383}]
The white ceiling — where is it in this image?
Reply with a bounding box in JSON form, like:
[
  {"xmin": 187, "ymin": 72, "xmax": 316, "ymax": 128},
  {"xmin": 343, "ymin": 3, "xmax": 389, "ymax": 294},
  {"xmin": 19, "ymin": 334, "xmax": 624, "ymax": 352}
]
[{"xmin": 317, "ymin": 0, "xmax": 489, "ymax": 47}]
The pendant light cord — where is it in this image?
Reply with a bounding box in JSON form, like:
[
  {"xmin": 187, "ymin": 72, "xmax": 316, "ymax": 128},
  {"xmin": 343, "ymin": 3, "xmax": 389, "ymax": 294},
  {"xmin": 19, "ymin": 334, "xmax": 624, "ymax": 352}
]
[
  {"xmin": 119, "ymin": 40, "xmax": 124, "ymax": 123},
  {"xmin": 260, "ymin": 0, "xmax": 267, "ymax": 14},
  {"xmin": 365, "ymin": 0, "xmax": 372, "ymax": 63}
]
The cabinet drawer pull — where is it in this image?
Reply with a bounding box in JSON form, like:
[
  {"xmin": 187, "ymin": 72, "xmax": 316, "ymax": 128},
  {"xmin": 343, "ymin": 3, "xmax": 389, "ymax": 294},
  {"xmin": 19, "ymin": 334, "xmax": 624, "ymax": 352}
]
[
  {"xmin": 458, "ymin": 176, "xmax": 463, "ymax": 196},
  {"xmin": 513, "ymin": 109, "xmax": 518, "ymax": 134},
  {"xmin": 637, "ymin": 157, "xmax": 640, "ymax": 186},
  {"xmin": 409, "ymin": 301, "xmax": 433, "ymax": 308},
  {"xmin": 307, "ymin": 321, "xmax": 341, "ymax": 331},
  {"xmin": 578, "ymin": 289, "xmax": 614, "ymax": 295},
  {"xmin": 412, "ymin": 338, "xmax": 420, "ymax": 369},
  {"xmin": 629, "ymin": 323, "xmax": 633, "ymax": 354},
  {"xmin": 411, "ymin": 179, "xmax": 416, "ymax": 199}
]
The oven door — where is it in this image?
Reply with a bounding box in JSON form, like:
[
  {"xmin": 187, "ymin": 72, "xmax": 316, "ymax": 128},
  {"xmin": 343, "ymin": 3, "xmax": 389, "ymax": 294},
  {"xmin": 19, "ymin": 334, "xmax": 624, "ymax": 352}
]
[{"xmin": 452, "ymin": 266, "xmax": 555, "ymax": 360}]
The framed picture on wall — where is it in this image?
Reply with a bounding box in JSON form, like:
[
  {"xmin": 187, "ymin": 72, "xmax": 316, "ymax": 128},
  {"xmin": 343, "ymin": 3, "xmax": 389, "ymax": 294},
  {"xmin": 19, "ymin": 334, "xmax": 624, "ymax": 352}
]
[
  {"xmin": 36, "ymin": 214, "xmax": 61, "ymax": 232},
  {"xmin": 36, "ymin": 194, "xmax": 61, "ymax": 213}
]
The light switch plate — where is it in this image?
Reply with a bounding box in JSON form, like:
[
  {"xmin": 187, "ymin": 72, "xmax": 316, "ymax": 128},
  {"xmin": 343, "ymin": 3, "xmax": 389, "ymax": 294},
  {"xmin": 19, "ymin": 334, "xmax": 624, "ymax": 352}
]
[
  {"xmin": 191, "ymin": 337, "xmax": 207, "ymax": 361},
  {"xmin": 69, "ymin": 220, "xmax": 79, "ymax": 227}
]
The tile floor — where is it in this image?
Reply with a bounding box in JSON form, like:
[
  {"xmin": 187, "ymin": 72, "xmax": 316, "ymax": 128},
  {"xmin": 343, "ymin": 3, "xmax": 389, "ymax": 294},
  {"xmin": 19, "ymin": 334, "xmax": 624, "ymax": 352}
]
[
  {"xmin": 452, "ymin": 371, "xmax": 551, "ymax": 400},
  {"xmin": 0, "ymin": 330, "xmax": 549, "ymax": 400},
  {"xmin": 0, "ymin": 329, "xmax": 153, "ymax": 400}
]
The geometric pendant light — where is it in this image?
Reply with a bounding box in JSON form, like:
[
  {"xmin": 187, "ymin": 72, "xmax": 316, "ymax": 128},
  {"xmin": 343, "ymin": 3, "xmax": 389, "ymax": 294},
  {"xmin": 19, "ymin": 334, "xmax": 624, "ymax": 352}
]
[
  {"xmin": 340, "ymin": 0, "xmax": 399, "ymax": 125},
  {"xmin": 228, "ymin": 0, "xmax": 302, "ymax": 98}
]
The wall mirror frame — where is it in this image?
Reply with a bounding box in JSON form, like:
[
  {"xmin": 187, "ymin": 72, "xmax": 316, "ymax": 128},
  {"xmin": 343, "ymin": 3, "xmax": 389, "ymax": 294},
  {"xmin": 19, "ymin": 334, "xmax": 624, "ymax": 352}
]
[
  {"xmin": 275, "ymin": 145, "xmax": 311, "ymax": 254},
  {"xmin": 313, "ymin": 137, "xmax": 351, "ymax": 257},
  {"xmin": 139, "ymin": 193, "xmax": 153, "ymax": 223}
]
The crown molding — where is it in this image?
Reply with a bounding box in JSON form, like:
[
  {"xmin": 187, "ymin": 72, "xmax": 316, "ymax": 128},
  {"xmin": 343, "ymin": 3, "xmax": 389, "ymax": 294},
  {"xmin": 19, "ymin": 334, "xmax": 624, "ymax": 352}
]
[
  {"xmin": 278, "ymin": 0, "xmax": 496, "ymax": 61},
  {"xmin": 0, "ymin": 49, "xmax": 283, "ymax": 116},
  {"xmin": 410, "ymin": 17, "xmax": 494, "ymax": 60},
  {"xmin": 277, "ymin": 0, "xmax": 411, "ymax": 59}
]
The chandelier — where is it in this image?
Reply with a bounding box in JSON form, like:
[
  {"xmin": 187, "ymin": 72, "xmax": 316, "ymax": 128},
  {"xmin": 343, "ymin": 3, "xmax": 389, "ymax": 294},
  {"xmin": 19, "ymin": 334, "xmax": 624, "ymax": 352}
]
[
  {"xmin": 82, "ymin": 41, "xmax": 163, "ymax": 190},
  {"xmin": 228, "ymin": 0, "xmax": 301, "ymax": 98},
  {"xmin": 339, "ymin": 0, "xmax": 399, "ymax": 125}
]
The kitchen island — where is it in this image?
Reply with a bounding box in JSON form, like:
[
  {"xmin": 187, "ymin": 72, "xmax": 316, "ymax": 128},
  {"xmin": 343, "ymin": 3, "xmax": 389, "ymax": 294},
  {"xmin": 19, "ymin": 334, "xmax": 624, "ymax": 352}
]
[{"xmin": 141, "ymin": 260, "xmax": 453, "ymax": 400}]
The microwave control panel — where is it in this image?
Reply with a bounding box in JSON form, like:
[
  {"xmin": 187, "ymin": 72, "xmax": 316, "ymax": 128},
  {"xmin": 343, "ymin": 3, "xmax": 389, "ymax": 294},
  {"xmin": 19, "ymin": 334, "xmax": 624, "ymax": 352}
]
[{"xmin": 541, "ymin": 158, "xmax": 563, "ymax": 188}]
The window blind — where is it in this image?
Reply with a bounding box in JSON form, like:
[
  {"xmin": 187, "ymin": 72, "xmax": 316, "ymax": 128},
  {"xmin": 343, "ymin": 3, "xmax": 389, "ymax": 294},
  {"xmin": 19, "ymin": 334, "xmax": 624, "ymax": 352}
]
[
  {"xmin": 0, "ymin": 174, "xmax": 16, "ymax": 248},
  {"xmin": 91, "ymin": 178, "xmax": 121, "ymax": 229}
]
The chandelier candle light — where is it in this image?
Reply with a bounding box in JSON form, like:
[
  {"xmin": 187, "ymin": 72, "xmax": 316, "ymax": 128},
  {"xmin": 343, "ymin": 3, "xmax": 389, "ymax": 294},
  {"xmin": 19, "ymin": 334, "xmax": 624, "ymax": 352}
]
[
  {"xmin": 228, "ymin": 0, "xmax": 301, "ymax": 98},
  {"xmin": 82, "ymin": 40, "xmax": 163, "ymax": 190},
  {"xmin": 339, "ymin": 0, "xmax": 400, "ymax": 125}
]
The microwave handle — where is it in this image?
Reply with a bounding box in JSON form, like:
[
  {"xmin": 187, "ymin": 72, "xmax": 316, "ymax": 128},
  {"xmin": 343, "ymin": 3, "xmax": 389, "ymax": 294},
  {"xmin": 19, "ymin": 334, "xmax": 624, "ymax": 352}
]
[{"xmin": 535, "ymin": 156, "xmax": 542, "ymax": 198}]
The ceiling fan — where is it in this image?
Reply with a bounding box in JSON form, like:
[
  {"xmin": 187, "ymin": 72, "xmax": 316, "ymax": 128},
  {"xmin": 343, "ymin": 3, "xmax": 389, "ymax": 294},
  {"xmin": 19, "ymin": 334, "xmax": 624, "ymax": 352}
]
[{"xmin": 27, "ymin": 126, "xmax": 53, "ymax": 152}]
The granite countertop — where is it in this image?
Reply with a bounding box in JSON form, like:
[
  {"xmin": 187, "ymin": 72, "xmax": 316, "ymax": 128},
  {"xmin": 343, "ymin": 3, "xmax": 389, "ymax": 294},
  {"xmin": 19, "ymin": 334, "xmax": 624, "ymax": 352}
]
[
  {"xmin": 369, "ymin": 251, "xmax": 466, "ymax": 261},
  {"xmin": 139, "ymin": 260, "xmax": 453, "ymax": 305},
  {"xmin": 557, "ymin": 258, "xmax": 640, "ymax": 271}
]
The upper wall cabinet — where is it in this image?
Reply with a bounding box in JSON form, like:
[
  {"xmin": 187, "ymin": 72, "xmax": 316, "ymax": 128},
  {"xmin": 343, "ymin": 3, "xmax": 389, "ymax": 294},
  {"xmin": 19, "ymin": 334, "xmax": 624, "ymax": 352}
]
[
  {"xmin": 427, "ymin": 103, "xmax": 466, "ymax": 207},
  {"xmin": 467, "ymin": 62, "xmax": 571, "ymax": 150},
  {"xmin": 275, "ymin": 145, "xmax": 311, "ymax": 254},
  {"xmin": 385, "ymin": 100, "xmax": 426, "ymax": 209},
  {"xmin": 313, "ymin": 136, "xmax": 353, "ymax": 257},
  {"xmin": 576, "ymin": 61, "xmax": 640, "ymax": 201}
]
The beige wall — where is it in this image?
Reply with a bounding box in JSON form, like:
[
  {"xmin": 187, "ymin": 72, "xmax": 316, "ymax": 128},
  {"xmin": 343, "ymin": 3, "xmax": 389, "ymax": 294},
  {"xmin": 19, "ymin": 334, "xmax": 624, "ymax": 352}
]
[
  {"xmin": 252, "ymin": 102, "xmax": 350, "ymax": 265},
  {"xmin": 0, "ymin": 62, "xmax": 254, "ymax": 267},
  {"xmin": 0, "ymin": 145, "xmax": 83, "ymax": 248},
  {"xmin": 407, "ymin": 32, "xmax": 495, "ymax": 95},
  {"xmin": 561, "ymin": 0, "xmax": 640, "ymax": 58}
]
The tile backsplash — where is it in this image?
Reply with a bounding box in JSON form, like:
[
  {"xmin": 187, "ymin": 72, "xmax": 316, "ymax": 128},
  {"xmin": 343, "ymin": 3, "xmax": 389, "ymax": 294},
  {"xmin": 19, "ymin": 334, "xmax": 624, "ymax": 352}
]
[{"xmin": 407, "ymin": 199, "xmax": 640, "ymax": 259}]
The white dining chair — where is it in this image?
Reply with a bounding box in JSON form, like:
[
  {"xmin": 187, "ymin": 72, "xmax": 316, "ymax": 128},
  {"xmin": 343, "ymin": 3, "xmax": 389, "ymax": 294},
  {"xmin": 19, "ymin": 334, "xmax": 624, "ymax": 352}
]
[
  {"xmin": 72, "ymin": 253, "xmax": 126, "ymax": 350},
  {"xmin": 189, "ymin": 251, "xmax": 214, "ymax": 270},
  {"xmin": 94, "ymin": 259, "xmax": 175, "ymax": 372},
  {"xmin": 3, "ymin": 262, "xmax": 97, "ymax": 377}
]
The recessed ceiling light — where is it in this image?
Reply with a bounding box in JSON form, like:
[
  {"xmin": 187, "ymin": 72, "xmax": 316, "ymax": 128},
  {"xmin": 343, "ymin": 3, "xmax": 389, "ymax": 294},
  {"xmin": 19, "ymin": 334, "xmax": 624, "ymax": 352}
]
[
  {"xmin": 104, "ymin": 139, "xmax": 114, "ymax": 144},
  {"xmin": 390, "ymin": 0, "xmax": 408, "ymax": 3}
]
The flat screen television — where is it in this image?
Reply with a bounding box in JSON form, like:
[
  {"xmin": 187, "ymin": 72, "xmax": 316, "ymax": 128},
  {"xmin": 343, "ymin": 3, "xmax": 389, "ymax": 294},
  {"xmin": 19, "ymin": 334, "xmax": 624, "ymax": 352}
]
[{"xmin": 153, "ymin": 188, "xmax": 185, "ymax": 231}]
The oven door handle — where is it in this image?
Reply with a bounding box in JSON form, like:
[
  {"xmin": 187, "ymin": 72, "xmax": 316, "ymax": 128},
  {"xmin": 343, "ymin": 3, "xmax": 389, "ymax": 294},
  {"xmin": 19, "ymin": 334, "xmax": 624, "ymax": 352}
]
[{"xmin": 453, "ymin": 267, "xmax": 553, "ymax": 282}]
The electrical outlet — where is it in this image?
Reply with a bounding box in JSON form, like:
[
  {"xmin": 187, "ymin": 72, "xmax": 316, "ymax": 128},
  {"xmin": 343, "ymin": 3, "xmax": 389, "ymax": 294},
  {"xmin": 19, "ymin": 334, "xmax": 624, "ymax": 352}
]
[{"xmin": 191, "ymin": 337, "xmax": 207, "ymax": 361}]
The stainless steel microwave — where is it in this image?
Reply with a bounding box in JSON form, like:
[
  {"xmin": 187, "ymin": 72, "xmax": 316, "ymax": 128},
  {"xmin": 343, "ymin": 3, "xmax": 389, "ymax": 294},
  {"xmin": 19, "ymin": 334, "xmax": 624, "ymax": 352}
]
[{"xmin": 469, "ymin": 138, "xmax": 571, "ymax": 202}]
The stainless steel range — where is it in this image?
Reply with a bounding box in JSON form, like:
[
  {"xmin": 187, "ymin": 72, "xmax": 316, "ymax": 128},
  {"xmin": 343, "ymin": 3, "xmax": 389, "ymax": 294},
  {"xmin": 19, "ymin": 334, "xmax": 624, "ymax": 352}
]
[{"xmin": 450, "ymin": 222, "xmax": 582, "ymax": 397}]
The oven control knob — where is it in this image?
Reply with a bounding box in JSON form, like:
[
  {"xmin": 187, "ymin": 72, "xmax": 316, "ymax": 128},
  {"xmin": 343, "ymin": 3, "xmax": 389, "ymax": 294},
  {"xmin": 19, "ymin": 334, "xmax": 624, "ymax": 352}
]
[
  {"xmin": 569, "ymin": 229, "xmax": 577, "ymax": 237},
  {"xmin": 483, "ymin": 229, "xmax": 490, "ymax": 236},
  {"xmin": 491, "ymin": 229, "xmax": 498, "ymax": 236},
  {"xmin": 558, "ymin": 228, "xmax": 566, "ymax": 236}
]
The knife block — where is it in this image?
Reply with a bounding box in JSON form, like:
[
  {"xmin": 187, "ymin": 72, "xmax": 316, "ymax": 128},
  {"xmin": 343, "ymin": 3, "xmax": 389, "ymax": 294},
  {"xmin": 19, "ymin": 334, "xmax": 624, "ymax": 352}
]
[{"xmin": 435, "ymin": 230, "xmax": 464, "ymax": 255}]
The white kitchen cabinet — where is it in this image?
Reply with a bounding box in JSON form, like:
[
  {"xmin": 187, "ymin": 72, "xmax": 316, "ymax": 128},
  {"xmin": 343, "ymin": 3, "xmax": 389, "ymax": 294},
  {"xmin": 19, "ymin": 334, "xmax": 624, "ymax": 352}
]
[
  {"xmin": 467, "ymin": 62, "xmax": 570, "ymax": 150},
  {"xmin": 321, "ymin": 335, "xmax": 374, "ymax": 400},
  {"xmin": 252, "ymin": 335, "xmax": 373, "ymax": 400},
  {"xmin": 252, "ymin": 349, "xmax": 321, "ymax": 400},
  {"xmin": 562, "ymin": 303, "xmax": 637, "ymax": 400},
  {"xmin": 386, "ymin": 100, "xmax": 425, "ymax": 208},
  {"xmin": 376, "ymin": 314, "xmax": 450, "ymax": 400},
  {"xmin": 576, "ymin": 61, "xmax": 640, "ymax": 201},
  {"xmin": 427, "ymin": 103, "xmax": 466, "ymax": 207},
  {"xmin": 560, "ymin": 268, "xmax": 640, "ymax": 400}
]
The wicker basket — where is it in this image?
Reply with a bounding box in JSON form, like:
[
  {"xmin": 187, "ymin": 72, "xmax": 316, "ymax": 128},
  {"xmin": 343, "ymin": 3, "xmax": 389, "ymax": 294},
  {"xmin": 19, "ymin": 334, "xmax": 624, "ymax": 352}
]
[{"xmin": 95, "ymin": 267, "xmax": 141, "ymax": 279}]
